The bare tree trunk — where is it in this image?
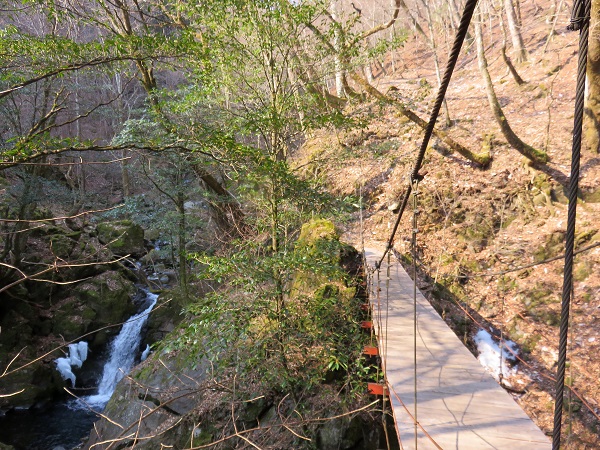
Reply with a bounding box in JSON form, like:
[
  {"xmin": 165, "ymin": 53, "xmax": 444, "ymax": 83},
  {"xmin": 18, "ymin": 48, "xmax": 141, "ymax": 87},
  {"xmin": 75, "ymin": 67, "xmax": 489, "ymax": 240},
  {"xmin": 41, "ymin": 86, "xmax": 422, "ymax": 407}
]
[
  {"xmin": 351, "ymin": 73, "xmax": 491, "ymax": 166},
  {"xmin": 499, "ymin": 15, "xmax": 525, "ymax": 85},
  {"xmin": 113, "ymin": 72, "xmax": 132, "ymax": 197},
  {"xmin": 398, "ymin": 0, "xmax": 427, "ymax": 37},
  {"xmin": 290, "ymin": 48, "xmax": 346, "ymax": 109},
  {"xmin": 585, "ymin": 0, "xmax": 600, "ymax": 152},
  {"xmin": 330, "ymin": 2, "xmax": 345, "ymax": 97},
  {"xmin": 287, "ymin": 64, "xmax": 305, "ymax": 130},
  {"xmin": 176, "ymin": 192, "xmax": 188, "ymax": 296},
  {"xmin": 422, "ymin": 0, "xmax": 452, "ymax": 126},
  {"xmin": 475, "ymin": 11, "xmax": 547, "ymax": 163},
  {"xmin": 542, "ymin": 0, "xmax": 565, "ymax": 53},
  {"xmin": 192, "ymin": 164, "xmax": 246, "ymax": 235},
  {"xmin": 365, "ymin": 63, "xmax": 374, "ymax": 83},
  {"xmin": 504, "ymin": 0, "xmax": 528, "ymax": 62},
  {"xmin": 365, "ymin": 13, "xmax": 375, "ymax": 83},
  {"xmin": 121, "ymin": 149, "xmax": 131, "ymax": 197},
  {"xmin": 448, "ymin": 0, "xmax": 463, "ymax": 31}
]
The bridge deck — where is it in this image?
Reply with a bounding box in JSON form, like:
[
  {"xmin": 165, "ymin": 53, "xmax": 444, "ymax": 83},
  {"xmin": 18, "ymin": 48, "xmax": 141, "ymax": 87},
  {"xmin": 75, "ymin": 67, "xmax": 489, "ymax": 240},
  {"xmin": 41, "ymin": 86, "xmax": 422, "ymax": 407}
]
[{"xmin": 365, "ymin": 248, "xmax": 550, "ymax": 450}]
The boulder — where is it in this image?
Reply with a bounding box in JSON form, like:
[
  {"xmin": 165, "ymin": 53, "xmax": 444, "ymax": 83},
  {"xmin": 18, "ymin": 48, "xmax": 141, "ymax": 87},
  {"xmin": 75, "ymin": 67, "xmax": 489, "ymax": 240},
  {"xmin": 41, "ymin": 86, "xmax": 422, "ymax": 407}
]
[
  {"xmin": 66, "ymin": 271, "xmax": 137, "ymax": 347},
  {"xmin": 47, "ymin": 232, "xmax": 81, "ymax": 259},
  {"xmin": 96, "ymin": 220, "xmax": 145, "ymax": 257},
  {"xmin": 291, "ymin": 218, "xmax": 358, "ymax": 299},
  {"xmin": 0, "ymin": 360, "xmax": 64, "ymax": 410},
  {"xmin": 316, "ymin": 414, "xmax": 387, "ymax": 450},
  {"xmin": 84, "ymin": 351, "xmax": 211, "ymax": 450}
]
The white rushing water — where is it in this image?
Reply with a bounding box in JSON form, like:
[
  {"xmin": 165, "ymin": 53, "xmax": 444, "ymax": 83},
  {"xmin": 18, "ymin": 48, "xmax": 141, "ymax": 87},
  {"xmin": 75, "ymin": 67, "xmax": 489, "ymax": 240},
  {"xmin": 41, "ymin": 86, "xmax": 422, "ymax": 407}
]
[{"xmin": 84, "ymin": 291, "xmax": 158, "ymax": 407}]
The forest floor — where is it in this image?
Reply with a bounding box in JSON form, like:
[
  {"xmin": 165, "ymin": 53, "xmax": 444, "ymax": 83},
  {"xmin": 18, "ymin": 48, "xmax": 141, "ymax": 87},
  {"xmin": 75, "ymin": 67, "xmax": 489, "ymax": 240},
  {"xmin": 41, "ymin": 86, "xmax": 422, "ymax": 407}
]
[{"xmin": 298, "ymin": 2, "xmax": 600, "ymax": 448}]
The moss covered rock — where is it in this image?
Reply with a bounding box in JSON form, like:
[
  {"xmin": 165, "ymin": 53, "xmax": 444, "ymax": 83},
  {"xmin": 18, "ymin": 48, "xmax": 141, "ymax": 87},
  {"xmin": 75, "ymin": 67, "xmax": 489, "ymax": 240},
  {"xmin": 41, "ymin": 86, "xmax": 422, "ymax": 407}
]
[
  {"xmin": 48, "ymin": 232, "xmax": 81, "ymax": 259},
  {"xmin": 84, "ymin": 351, "xmax": 212, "ymax": 450},
  {"xmin": 0, "ymin": 361, "xmax": 64, "ymax": 410},
  {"xmin": 292, "ymin": 219, "xmax": 359, "ymax": 297},
  {"xmin": 96, "ymin": 220, "xmax": 145, "ymax": 256},
  {"xmin": 50, "ymin": 271, "xmax": 137, "ymax": 346}
]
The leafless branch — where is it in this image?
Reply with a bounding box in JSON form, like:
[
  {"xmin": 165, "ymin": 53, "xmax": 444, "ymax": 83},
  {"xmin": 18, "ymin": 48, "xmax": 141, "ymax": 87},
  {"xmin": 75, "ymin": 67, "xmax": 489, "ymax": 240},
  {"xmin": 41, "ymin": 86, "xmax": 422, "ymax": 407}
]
[
  {"xmin": 0, "ymin": 144, "xmax": 215, "ymax": 170},
  {"xmin": 0, "ymin": 204, "xmax": 124, "ymax": 223},
  {"xmin": 353, "ymin": 0, "xmax": 402, "ymax": 44},
  {"xmin": 13, "ymin": 156, "xmax": 132, "ymax": 167},
  {"xmin": 0, "ymin": 54, "xmax": 175, "ymax": 101},
  {"xmin": 0, "ymin": 389, "xmax": 25, "ymax": 398},
  {"xmin": 0, "ymin": 255, "xmax": 129, "ymax": 295},
  {"xmin": 1, "ymin": 347, "xmax": 26, "ymax": 377}
]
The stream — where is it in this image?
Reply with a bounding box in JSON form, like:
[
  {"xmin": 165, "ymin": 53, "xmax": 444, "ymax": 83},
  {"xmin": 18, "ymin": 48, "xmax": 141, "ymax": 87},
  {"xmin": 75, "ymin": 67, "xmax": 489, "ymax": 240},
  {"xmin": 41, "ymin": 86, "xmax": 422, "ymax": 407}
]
[{"xmin": 0, "ymin": 290, "xmax": 158, "ymax": 450}]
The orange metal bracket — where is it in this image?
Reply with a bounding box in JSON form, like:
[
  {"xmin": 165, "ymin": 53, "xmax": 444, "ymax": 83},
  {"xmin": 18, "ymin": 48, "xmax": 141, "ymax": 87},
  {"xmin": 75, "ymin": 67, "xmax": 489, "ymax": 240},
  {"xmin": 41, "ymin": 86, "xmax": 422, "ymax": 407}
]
[
  {"xmin": 363, "ymin": 345, "xmax": 379, "ymax": 356},
  {"xmin": 361, "ymin": 320, "xmax": 373, "ymax": 329},
  {"xmin": 367, "ymin": 382, "xmax": 388, "ymax": 396}
]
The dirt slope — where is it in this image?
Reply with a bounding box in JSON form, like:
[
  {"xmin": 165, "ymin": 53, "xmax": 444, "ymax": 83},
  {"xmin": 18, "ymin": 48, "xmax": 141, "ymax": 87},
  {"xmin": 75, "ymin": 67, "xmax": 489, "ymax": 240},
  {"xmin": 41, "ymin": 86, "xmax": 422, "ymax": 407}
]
[{"xmin": 299, "ymin": 2, "xmax": 600, "ymax": 447}]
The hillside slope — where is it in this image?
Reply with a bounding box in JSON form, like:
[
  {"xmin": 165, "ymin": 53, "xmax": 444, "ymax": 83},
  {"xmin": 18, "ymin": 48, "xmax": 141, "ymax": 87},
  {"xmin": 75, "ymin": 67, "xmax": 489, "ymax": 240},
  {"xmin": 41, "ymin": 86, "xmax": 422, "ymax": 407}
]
[{"xmin": 300, "ymin": 2, "xmax": 600, "ymax": 447}]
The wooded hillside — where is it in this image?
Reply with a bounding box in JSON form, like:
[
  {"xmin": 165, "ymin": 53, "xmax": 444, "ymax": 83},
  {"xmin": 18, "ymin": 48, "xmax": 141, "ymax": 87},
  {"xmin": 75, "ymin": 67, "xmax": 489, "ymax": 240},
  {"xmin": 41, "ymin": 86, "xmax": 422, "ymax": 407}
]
[{"xmin": 1, "ymin": 0, "xmax": 599, "ymax": 449}]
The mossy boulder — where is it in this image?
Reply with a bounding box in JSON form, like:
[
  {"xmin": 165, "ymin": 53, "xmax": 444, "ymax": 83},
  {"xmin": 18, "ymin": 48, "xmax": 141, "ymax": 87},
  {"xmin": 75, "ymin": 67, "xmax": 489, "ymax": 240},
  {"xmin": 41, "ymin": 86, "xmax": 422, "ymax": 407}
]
[
  {"xmin": 316, "ymin": 414, "xmax": 388, "ymax": 450},
  {"xmin": 59, "ymin": 271, "xmax": 136, "ymax": 346},
  {"xmin": 292, "ymin": 219, "xmax": 359, "ymax": 297},
  {"xmin": 73, "ymin": 270, "xmax": 136, "ymax": 344},
  {"xmin": 0, "ymin": 361, "xmax": 64, "ymax": 410},
  {"xmin": 84, "ymin": 351, "xmax": 211, "ymax": 450},
  {"xmin": 297, "ymin": 218, "xmax": 338, "ymax": 244},
  {"xmin": 96, "ymin": 220, "xmax": 145, "ymax": 256},
  {"xmin": 533, "ymin": 230, "xmax": 565, "ymax": 262},
  {"xmin": 47, "ymin": 232, "xmax": 81, "ymax": 259}
]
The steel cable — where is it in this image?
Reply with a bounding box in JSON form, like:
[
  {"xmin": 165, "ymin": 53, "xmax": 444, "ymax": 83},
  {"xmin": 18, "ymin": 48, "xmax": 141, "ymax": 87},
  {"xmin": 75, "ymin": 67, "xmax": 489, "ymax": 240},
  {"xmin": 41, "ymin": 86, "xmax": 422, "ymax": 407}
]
[
  {"xmin": 377, "ymin": 0, "xmax": 480, "ymax": 269},
  {"xmin": 552, "ymin": 0, "xmax": 591, "ymax": 447}
]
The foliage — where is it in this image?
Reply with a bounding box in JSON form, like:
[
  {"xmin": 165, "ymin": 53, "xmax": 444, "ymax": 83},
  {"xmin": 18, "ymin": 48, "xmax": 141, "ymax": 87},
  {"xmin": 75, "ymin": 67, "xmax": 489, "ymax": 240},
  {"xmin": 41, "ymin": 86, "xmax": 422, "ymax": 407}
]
[
  {"xmin": 0, "ymin": 1, "xmax": 397, "ymax": 432},
  {"xmin": 165, "ymin": 221, "xmax": 367, "ymax": 398}
]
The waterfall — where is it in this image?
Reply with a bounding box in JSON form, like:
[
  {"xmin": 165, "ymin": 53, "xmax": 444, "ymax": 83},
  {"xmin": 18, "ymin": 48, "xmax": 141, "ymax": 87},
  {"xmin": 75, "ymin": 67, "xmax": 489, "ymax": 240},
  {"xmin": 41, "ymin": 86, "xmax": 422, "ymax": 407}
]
[{"xmin": 84, "ymin": 291, "xmax": 158, "ymax": 408}]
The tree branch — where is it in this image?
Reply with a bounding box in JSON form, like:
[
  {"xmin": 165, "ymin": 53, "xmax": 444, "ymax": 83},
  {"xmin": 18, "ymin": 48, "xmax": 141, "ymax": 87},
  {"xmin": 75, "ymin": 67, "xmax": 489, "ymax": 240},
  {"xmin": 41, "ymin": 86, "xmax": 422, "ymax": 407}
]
[
  {"xmin": 350, "ymin": 73, "xmax": 491, "ymax": 167},
  {"xmin": 0, "ymin": 55, "xmax": 159, "ymax": 100},
  {"xmin": 0, "ymin": 143, "xmax": 214, "ymax": 169},
  {"xmin": 352, "ymin": 0, "xmax": 402, "ymax": 44}
]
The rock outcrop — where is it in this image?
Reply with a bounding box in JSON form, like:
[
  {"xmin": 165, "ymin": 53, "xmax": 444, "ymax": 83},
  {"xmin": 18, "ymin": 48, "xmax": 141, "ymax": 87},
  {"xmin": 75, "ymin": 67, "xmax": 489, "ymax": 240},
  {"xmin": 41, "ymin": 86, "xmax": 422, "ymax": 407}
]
[
  {"xmin": 0, "ymin": 222, "xmax": 139, "ymax": 411},
  {"xmin": 96, "ymin": 220, "xmax": 146, "ymax": 257}
]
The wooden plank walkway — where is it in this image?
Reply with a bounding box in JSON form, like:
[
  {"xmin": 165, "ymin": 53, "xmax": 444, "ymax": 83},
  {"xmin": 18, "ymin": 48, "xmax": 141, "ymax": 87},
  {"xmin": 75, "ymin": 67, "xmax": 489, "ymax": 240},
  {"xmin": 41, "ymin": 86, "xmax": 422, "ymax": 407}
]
[{"xmin": 365, "ymin": 248, "xmax": 550, "ymax": 450}]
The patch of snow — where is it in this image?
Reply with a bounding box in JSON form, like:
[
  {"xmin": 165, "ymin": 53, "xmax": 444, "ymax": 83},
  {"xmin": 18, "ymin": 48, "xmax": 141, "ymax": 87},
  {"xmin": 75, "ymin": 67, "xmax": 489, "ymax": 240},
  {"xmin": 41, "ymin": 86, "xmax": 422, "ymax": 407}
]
[
  {"xmin": 54, "ymin": 341, "xmax": 89, "ymax": 386},
  {"xmin": 141, "ymin": 344, "xmax": 151, "ymax": 361},
  {"xmin": 473, "ymin": 329, "xmax": 518, "ymax": 383}
]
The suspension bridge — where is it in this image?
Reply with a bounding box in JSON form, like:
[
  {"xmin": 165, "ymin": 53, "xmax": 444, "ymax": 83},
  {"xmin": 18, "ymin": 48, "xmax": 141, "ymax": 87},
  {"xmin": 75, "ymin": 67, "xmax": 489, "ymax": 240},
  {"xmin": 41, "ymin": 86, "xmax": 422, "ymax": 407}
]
[
  {"xmin": 348, "ymin": 0, "xmax": 591, "ymax": 446},
  {"xmin": 364, "ymin": 248, "xmax": 551, "ymax": 449}
]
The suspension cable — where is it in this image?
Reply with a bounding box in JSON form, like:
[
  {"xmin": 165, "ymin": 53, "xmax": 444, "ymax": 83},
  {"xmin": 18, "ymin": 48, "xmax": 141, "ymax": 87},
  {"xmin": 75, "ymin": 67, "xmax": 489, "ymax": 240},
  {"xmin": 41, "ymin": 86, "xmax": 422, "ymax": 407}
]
[
  {"xmin": 377, "ymin": 0, "xmax": 480, "ymax": 270},
  {"xmin": 552, "ymin": 1, "xmax": 590, "ymax": 448},
  {"xmin": 411, "ymin": 179, "xmax": 420, "ymax": 449},
  {"xmin": 384, "ymin": 251, "xmax": 392, "ymax": 450}
]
